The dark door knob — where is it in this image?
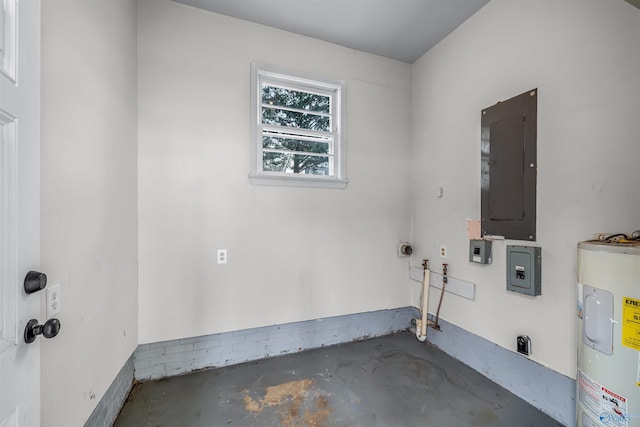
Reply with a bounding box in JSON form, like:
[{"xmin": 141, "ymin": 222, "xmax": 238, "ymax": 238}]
[
  {"xmin": 24, "ymin": 318, "xmax": 61, "ymax": 343},
  {"xmin": 24, "ymin": 271, "xmax": 47, "ymax": 294}
]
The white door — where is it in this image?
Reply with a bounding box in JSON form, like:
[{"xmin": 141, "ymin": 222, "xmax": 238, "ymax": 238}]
[{"xmin": 0, "ymin": 0, "xmax": 41, "ymax": 426}]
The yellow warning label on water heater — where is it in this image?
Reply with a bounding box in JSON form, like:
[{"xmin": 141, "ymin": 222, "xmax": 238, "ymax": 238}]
[{"xmin": 622, "ymin": 296, "xmax": 640, "ymax": 351}]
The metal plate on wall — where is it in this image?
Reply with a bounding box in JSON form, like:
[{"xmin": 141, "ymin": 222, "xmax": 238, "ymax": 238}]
[
  {"xmin": 582, "ymin": 284, "xmax": 613, "ymax": 355},
  {"xmin": 481, "ymin": 89, "xmax": 537, "ymax": 240}
]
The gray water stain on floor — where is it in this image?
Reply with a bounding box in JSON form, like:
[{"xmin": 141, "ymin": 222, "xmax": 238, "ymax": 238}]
[{"xmin": 114, "ymin": 333, "xmax": 562, "ymax": 427}]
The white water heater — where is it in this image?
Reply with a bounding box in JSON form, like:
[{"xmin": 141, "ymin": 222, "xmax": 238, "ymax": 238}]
[{"xmin": 577, "ymin": 240, "xmax": 640, "ymax": 427}]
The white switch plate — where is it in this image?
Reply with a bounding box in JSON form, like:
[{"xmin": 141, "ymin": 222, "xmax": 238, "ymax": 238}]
[
  {"xmin": 217, "ymin": 249, "xmax": 227, "ymax": 264},
  {"xmin": 47, "ymin": 284, "xmax": 61, "ymax": 318}
]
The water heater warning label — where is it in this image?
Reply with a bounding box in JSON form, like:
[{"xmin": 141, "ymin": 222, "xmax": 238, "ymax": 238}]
[
  {"xmin": 602, "ymin": 386, "xmax": 628, "ymax": 426},
  {"xmin": 578, "ymin": 369, "xmax": 603, "ymax": 420},
  {"xmin": 622, "ymin": 296, "xmax": 640, "ymax": 351},
  {"xmin": 579, "ymin": 370, "xmax": 630, "ymax": 427}
]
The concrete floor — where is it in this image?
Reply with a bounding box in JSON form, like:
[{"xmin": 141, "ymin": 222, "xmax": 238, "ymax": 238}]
[{"xmin": 115, "ymin": 333, "xmax": 562, "ymax": 427}]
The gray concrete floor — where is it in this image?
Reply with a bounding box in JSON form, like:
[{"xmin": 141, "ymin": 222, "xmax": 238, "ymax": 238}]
[{"xmin": 115, "ymin": 333, "xmax": 562, "ymax": 427}]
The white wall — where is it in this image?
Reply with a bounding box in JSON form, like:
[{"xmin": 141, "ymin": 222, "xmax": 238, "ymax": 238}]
[
  {"xmin": 410, "ymin": 0, "xmax": 640, "ymax": 378},
  {"xmin": 40, "ymin": 0, "xmax": 640, "ymax": 421},
  {"xmin": 40, "ymin": 1, "xmax": 138, "ymax": 426},
  {"xmin": 138, "ymin": 0, "xmax": 412, "ymax": 344}
]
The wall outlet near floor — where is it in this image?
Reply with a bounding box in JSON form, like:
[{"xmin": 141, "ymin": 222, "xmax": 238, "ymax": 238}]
[
  {"xmin": 439, "ymin": 245, "xmax": 448, "ymax": 259},
  {"xmin": 517, "ymin": 335, "xmax": 531, "ymax": 356},
  {"xmin": 217, "ymin": 249, "xmax": 227, "ymax": 264},
  {"xmin": 47, "ymin": 284, "xmax": 61, "ymax": 318}
]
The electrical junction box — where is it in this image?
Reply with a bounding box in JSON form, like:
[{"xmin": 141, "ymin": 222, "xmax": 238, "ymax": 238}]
[
  {"xmin": 506, "ymin": 245, "xmax": 541, "ymax": 296},
  {"xmin": 469, "ymin": 240, "xmax": 492, "ymax": 264}
]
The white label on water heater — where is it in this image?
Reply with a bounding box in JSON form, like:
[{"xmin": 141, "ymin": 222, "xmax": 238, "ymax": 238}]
[
  {"xmin": 579, "ymin": 369, "xmax": 630, "ymax": 427},
  {"xmin": 601, "ymin": 386, "xmax": 628, "ymax": 427},
  {"xmin": 582, "ymin": 413, "xmax": 598, "ymax": 427},
  {"xmin": 578, "ymin": 369, "xmax": 602, "ymax": 421}
]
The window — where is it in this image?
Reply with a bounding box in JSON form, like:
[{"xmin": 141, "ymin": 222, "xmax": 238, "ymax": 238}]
[{"xmin": 250, "ymin": 63, "xmax": 347, "ymax": 188}]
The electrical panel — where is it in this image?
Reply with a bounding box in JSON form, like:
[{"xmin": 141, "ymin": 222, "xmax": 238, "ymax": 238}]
[
  {"xmin": 469, "ymin": 240, "xmax": 492, "ymax": 264},
  {"xmin": 481, "ymin": 89, "xmax": 537, "ymax": 241},
  {"xmin": 506, "ymin": 245, "xmax": 541, "ymax": 296}
]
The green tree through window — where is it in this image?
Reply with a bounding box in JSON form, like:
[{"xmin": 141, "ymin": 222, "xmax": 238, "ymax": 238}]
[
  {"xmin": 250, "ymin": 63, "xmax": 346, "ymax": 188},
  {"xmin": 261, "ymin": 84, "xmax": 332, "ymax": 175}
]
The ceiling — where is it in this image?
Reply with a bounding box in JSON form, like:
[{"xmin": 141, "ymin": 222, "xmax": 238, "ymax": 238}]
[{"xmin": 173, "ymin": 0, "xmax": 491, "ymax": 64}]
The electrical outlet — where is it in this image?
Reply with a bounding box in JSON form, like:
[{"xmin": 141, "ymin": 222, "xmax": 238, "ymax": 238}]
[
  {"xmin": 439, "ymin": 245, "xmax": 448, "ymax": 259},
  {"xmin": 217, "ymin": 249, "xmax": 227, "ymax": 264},
  {"xmin": 46, "ymin": 284, "xmax": 61, "ymax": 318},
  {"xmin": 517, "ymin": 335, "xmax": 531, "ymax": 356}
]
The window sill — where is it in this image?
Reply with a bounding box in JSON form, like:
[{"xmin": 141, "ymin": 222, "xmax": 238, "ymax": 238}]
[{"xmin": 249, "ymin": 174, "xmax": 348, "ymax": 189}]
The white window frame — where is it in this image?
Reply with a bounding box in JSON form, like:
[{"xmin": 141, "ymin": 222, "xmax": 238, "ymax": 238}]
[{"xmin": 250, "ymin": 62, "xmax": 347, "ymax": 189}]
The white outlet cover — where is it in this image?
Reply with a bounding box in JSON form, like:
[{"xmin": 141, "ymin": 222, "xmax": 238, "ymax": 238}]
[
  {"xmin": 46, "ymin": 284, "xmax": 61, "ymax": 318},
  {"xmin": 439, "ymin": 245, "xmax": 448, "ymax": 258},
  {"xmin": 217, "ymin": 249, "xmax": 227, "ymax": 264}
]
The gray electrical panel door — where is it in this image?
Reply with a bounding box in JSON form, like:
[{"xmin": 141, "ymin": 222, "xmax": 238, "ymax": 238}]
[
  {"xmin": 506, "ymin": 245, "xmax": 541, "ymax": 296},
  {"xmin": 481, "ymin": 89, "xmax": 537, "ymax": 240}
]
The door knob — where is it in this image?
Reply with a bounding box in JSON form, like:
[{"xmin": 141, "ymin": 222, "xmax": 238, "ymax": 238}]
[
  {"xmin": 24, "ymin": 318, "xmax": 61, "ymax": 343},
  {"xmin": 24, "ymin": 270, "xmax": 47, "ymax": 294}
]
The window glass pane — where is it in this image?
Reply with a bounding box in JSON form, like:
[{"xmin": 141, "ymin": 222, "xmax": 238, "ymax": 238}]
[
  {"xmin": 262, "ymin": 136, "xmax": 330, "ymax": 155},
  {"xmin": 262, "ymin": 85, "xmax": 330, "ymax": 114},
  {"xmin": 263, "ymin": 152, "xmax": 331, "ymax": 175},
  {"xmin": 262, "ymin": 107, "xmax": 330, "ymax": 132}
]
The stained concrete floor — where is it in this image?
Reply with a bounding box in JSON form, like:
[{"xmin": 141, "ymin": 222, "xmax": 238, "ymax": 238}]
[{"xmin": 114, "ymin": 333, "xmax": 562, "ymax": 427}]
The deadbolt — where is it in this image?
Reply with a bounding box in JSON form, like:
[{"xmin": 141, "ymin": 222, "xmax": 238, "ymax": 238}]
[{"xmin": 24, "ymin": 270, "xmax": 47, "ymax": 294}]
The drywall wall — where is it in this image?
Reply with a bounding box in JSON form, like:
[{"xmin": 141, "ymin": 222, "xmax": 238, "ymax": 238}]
[
  {"xmin": 410, "ymin": 0, "xmax": 640, "ymax": 378},
  {"xmin": 40, "ymin": 1, "xmax": 138, "ymax": 426},
  {"xmin": 138, "ymin": 0, "xmax": 412, "ymax": 344}
]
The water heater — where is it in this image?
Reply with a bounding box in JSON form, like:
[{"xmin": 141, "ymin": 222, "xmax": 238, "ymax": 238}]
[{"xmin": 577, "ymin": 240, "xmax": 640, "ymax": 426}]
